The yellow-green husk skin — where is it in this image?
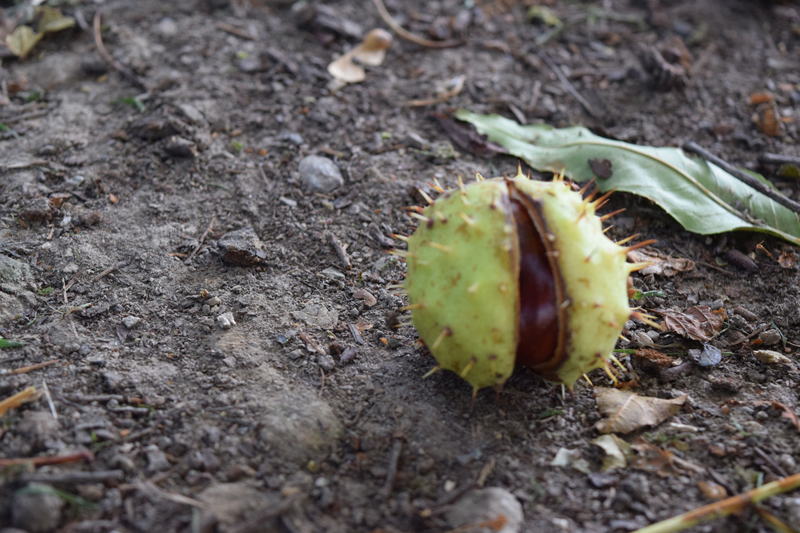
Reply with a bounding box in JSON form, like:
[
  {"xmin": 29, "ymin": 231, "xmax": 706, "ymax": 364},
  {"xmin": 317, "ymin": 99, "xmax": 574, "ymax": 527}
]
[{"xmin": 403, "ymin": 173, "xmax": 633, "ymax": 391}]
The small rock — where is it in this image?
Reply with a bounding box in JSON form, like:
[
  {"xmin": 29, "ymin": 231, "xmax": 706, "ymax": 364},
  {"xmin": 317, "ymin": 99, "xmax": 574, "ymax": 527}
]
[
  {"xmin": 353, "ymin": 289, "xmax": 377, "ymax": 307},
  {"xmin": 12, "ymin": 483, "xmax": 65, "ymax": 533},
  {"xmin": 145, "ymin": 445, "xmax": 171, "ymax": 474},
  {"xmin": 288, "ymin": 349, "xmax": 305, "ymax": 360},
  {"xmin": 163, "ymin": 135, "xmax": 198, "ymax": 158},
  {"xmin": 445, "ymin": 487, "xmax": 523, "ymax": 533},
  {"xmin": 122, "ymin": 316, "xmax": 141, "ymax": 329},
  {"xmin": 297, "ymin": 155, "xmax": 344, "ymax": 194},
  {"xmin": 753, "ymin": 350, "xmax": 792, "ymax": 365},
  {"xmin": 217, "ymin": 312, "xmax": 236, "ymax": 330},
  {"xmin": 278, "ymin": 131, "xmax": 305, "ymax": 145},
  {"xmin": 81, "ymin": 56, "xmax": 108, "ymax": 76},
  {"xmin": 779, "ymin": 454, "xmax": 797, "ymax": 472},
  {"xmin": 156, "ymin": 17, "xmax": 179, "ymax": 36},
  {"xmin": 102, "ymin": 371, "xmax": 124, "ymax": 390},
  {"xmin": 218, "ymin": 227, "xmax": 267, "ymax": 266},
  {"xmin": 758, "ymin": 329, "xmax": 782, "ymax": 346},
  {"xmin": 129, "ymin": 117, "xmax": 181, "ymax": 141},
  {"xmin": 292, "ymin": 303, "xmax": 338, "ymax": 330},
  {"xmin": 176, "ymin": 103, "xmax": 206, "ymax": 125},
  {"xmin": 317, "ymin": 354, "xmax": 336, "ymax": 371},
  {"xmin": 321, "ymin": 267, "xmax": 344, "ymax": 280}
]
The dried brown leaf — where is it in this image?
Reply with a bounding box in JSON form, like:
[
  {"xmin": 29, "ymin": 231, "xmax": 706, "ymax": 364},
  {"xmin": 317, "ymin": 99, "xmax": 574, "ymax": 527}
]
[
  {"xmin": 629, "ymin": 439, "xmax": 675, "ymax": 477},
  {"xmin": 626, "ymin": 249, "xmax": 695, "ymax": 276},
  {"xmin": 595, "ymin": 387, "xmax": 687, "ymax": 434},
  {"xmin": 660, "ymin": 305, "xmax": 724, "ymax": 342},
  {"xmin": 697, "ymin": 480, "xmax": 727, "ymax": 500},
  {"xmin": 431, "ymin": 113, "xmax": 507, "ymax": 158},
  {"xmin": 5, "ymin": 26, "xmax": 43, "ymax": 59},
  {"xmin": 327, "ymin": 28, "xmax": 392, "ymax": 84}
]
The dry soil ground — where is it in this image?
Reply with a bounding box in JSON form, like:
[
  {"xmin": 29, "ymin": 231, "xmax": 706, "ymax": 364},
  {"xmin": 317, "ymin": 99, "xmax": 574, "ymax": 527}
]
[{"xmin": 2, "ymin": 0, "xmax": 800, "ymax": 532}]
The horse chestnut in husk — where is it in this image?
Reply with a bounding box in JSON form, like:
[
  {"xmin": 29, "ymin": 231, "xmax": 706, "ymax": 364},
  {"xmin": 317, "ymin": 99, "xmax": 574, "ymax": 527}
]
[{"xmin": 395, "ymin": 170, "xmax": 650, "ymax": 393}]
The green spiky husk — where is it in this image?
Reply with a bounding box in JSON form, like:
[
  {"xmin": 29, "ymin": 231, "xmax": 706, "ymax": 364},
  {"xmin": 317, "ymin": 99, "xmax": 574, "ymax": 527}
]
[{"xmin": 404, "ymin": 173, "xmax": 632, "ymax": 391}]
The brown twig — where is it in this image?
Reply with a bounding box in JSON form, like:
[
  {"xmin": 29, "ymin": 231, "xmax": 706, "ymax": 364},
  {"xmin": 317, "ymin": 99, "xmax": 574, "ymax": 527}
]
[
  {"xmin": 64, "ymin": 266, "xmax": 86, "ymax": 293},
  {"xmin": 537, "ymin": 51, "xmax": 603, "ymax": 120},
  {"xmin": 0, "ymin": 360, "xmax": 58, "ymax": 376},
  {"xmin": 93, "ymin": 10, "xmax": 147, "ymax": 91},
  {"xmin": 216, "ymin": 21, "xmax": 256, "ymax": 40},
  {"xmin": 325, "ymin": 231, "xmax": 351, "ymax": 270},
  {"xmin": 683, "ymin": 141, "xmax": 800, "ymax": 215},
  {"xmin": 91, "ymin": 260, "xmax": 127, "ymax": 283},
  {"xmin": 381, "ymin": 438, "xmax": 403, "ymax": 498},
  {"xmin": 0, "ymin": 450, "xmax": 94, "ymax": 468},
  {"xmin": 760, "ymin": 152, "xmax": 800, "ymax": 166},
  {"xmin": 185, "ymin": 218, "xmax": 214, "ymax": 264},
  {"xmin": 372, "ymin": 0, "xmax": 463, "ymax": 49}
]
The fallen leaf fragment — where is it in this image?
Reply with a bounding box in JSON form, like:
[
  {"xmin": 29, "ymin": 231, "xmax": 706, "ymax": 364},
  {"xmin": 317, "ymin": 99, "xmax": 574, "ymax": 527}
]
[
  {"xmin": 39, "ymin": 7, "xmax": 76, "ymax": 34},
  {"xmin": 327, "ymin": 28, "xmax": 392, "ymax": 84},
  {"xmin": 591, "ymin": 434, "xmax": 631, "ymax": 471},
  {"xmin": 431, "ymin": 112, "xmax": 507, "ymax": 158},
  {"xmin": 0, "ymin": 387, "xmax": 39, "ymax": 417},
  {"xmin": 6, "ymin": 26, "xmax": 43, "ymax": 59},
  {"xmin": 626, "ymin": 249, "xmax": 695, "ymax": 276},
  {"xmin": 629, "ymin": 439, "xmax": 675, "ymax": 477},
  {"xmin": 595, "ymin": 387, "xmax": 687, "ymax": 434},
  {"xmin": 753, "ymin": 350, "xmax": 792, "ymax": 365},
  {"xmin": 659, "ymin": 305, "xmax": 724, "ymax": 342}
]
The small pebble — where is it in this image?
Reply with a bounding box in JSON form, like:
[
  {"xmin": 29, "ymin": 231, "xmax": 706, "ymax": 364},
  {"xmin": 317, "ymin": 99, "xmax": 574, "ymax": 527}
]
[
  {"xmin": 122, "ymin": 316, "xmax": 141, "ymax": 329},
  {"xmin": 217, "ymin": 312, "xmax": 236, "ymax": 329},
  {"xmin": 317, "ymin": 354, "xmax": 336, "ymax": 371},
  {"xmin": 446, "ymin": 487, "xmax": 523, "ymax": 533},
  {"xmin": 758, "ymin": 329, "xmax": 782, "ymax": 346},
  {"xmin": 12, "ymin": 483, "xmax": 65, "ymax": 533},
  {"xmin": 297, "ymin": 155, "xmax": 344, "ymax": 194},
  {"xmin": 218, "ymin": 227, "xmax": 267, "ymax": 266}
]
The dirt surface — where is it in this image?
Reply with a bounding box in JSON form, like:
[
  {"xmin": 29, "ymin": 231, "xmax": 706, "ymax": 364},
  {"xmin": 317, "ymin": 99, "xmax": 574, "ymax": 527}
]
[{"xmin": 2, "ymin": 0, "xmax": 800, "ymax": 532}]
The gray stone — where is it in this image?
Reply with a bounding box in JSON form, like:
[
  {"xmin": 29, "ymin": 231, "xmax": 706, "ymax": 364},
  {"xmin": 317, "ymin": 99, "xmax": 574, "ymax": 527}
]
[
  {"xmin": 256, "ymin": 393, "xmax": 342, "ymax": 464},
  {"xmin": 12, "ymin": 483, "xmax": 65, "ymax": 533},
  {"xmin": 122, "ymin": 316, "xmax": 141, "ymax": 329},
  {"xmin": 0, "ymin": 255, "xmax": 33, "ymax": 287},
  {"xmin": 0, "ymin": 291, "xmax": 24, "ymax": 322},
  {"xmin": 163, "ymin": 135, "xmax": 198, "ymax": 158},
  {"xmin": 199, "ymin": 482, "xmax": 280, "ymax": 527},
  {"xmin": 145, "ymin": 445, "xmax": 171, "ymax": 474},
  {"xmin": 218, "ymin": 227, "xmax": 267, "ymax": 266},
  {"xmin": 758, "ymin": 329, "xmax": 782, "ymax": 346},
  {"xmin": 217, "ymin": 312, "xmax": 236, "ymax": 329},
  {"xmin": 317, "ymin": 354, "xmax": 336, "ymax": 371},
  {"xmin": 297, "ymin": 155, "xmax": 343, "ymax": 194},
  {"xmin": 291, "ymin": 303, "xmax": 338, "ymax": 330},
  {"xmin": 176, "ymin": 103, "xmax": 206, "ymax": 125},
  {"xmin": 321, "ymin": 267, "xmax": 344, "ymax": 280},
  {"xmin": 446, "ymin": 488, "xmax": 523, "ymax": 533}
]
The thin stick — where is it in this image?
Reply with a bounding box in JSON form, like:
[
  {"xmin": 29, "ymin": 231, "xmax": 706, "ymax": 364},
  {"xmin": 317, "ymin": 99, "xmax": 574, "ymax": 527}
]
[
  {"xmin": 537, "ymin": 51, "xmax": 602, "ymax": 120},
  {"xmin": 216, "ymin": 21, "xmax": 256, "ymax": 40},
  {"xmin": 91, "ymin": 259, "xmax": 129, "ymax": 283},
  {"xmin": 41, "ymin": 379, "xmax": 58, "ymax": 420},
  {"xmin": 93, "ymin": 10, "xmax": 147, "ymax": 91},
  {"xmin": 632, "ymin": 471, "xmax": 800, "ymax": 533},
  {"xmin": 0, "ymin": 360, "xmax": 58, "ymax": 376},
  {"xmin": 760, "ymin": 152, "xmax": 800, "ymax": 166},
  {"xmin": 683, "ymin": 141, "xmax": 800, "ymax": 215},
  {"xmin": 325, "ymin": 231, "xmax": 351, "ymax": 270},
  {"xmin": 381, "ymin": 438, "xmax": 403, "ymax": 498},
  {"xmin": 64, "ymin": 266, "xmax": 86, "ymax": 293},
  {"xmin": 184, "ymin": 218, "xmax": 214, "ymax": 264},
  {"xmin": 372, "ymin": 0, "xmax": 463, "ymax": 49},
  {"xmin": 0, "ymin": 450, "xmax": 93, "ymax": 468},
  {"xmin": 21, "ymin": 470, "xmax": 124, "ymax": 485}
]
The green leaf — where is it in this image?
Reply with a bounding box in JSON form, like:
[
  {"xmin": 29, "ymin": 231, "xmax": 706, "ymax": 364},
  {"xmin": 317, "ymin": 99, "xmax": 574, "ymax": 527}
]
[
  {"xmin": 455, "ymin": 110, "xmax": 800, "ymax": 245},
  {"xmin": 0, "ymin": 338, "xmax": 24, "ymax": 348}
]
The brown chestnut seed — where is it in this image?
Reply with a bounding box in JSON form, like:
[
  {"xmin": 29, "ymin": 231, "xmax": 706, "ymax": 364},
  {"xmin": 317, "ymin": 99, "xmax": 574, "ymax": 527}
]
[{"xmin": 391, "ymin": 169, "xmax": 655, "ymax": 395}]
